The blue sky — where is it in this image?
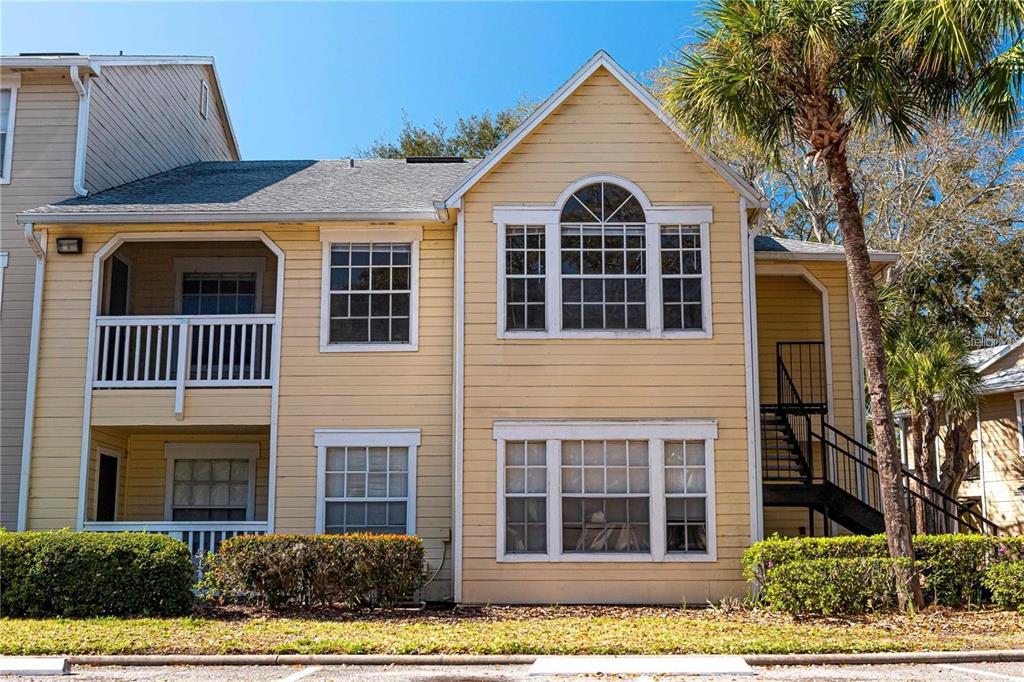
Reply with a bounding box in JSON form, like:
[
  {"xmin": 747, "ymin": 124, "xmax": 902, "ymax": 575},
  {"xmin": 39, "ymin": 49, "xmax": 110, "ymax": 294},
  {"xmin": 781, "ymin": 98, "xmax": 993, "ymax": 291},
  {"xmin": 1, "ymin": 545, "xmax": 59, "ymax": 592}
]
[{"xmin": 1, "ymin": 2, "xmax": 703, "ymax": 159}]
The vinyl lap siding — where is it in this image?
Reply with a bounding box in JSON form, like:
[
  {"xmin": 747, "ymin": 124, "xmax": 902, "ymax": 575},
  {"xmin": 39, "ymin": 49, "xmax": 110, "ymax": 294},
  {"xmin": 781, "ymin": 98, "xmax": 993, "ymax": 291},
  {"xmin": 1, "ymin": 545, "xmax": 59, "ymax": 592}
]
[
  {"xmin": 25, "ymin": 221, "xmax": 455, "ymax": 599},
  {"xmin": 460, "ymin": 68, "xmax": 752, "ymax": 604},
  {"xmin": 975, "ymin": 394, "xmax": 1024, "ymax": 535},
  {"xmin": 85, "ymin": 64, "xmax": 236, "ymax": 193},
  {"xmin": 0, "ymin": 70, "xmax": 79, "ymax": 527}
]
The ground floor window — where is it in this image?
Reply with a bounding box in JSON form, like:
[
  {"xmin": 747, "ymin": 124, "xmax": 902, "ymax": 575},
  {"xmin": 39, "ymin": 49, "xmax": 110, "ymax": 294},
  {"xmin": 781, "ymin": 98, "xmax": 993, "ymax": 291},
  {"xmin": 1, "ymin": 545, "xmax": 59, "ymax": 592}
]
[
  {"xmin": 494, "ymin": 420, "xmax": 717, "ymax": 562},
  {"xmin": 314, "ymin": 428, "xmax": 419, "ymax": 535},
  {"xmin": 164, "ymin": 443, "xmax": 258, "ymax": 521}
]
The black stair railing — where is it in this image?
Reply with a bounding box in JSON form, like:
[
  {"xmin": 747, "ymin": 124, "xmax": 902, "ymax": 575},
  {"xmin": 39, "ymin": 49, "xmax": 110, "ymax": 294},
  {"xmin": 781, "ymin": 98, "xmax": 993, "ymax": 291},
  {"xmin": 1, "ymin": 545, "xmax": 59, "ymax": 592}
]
[
  {"xmin": 761, "ymin": 350, "xmax": 1001, "ymax": 536},
  {"xmin": 777, "ymin": 342, "xmax": 827, "ymax": 411}
]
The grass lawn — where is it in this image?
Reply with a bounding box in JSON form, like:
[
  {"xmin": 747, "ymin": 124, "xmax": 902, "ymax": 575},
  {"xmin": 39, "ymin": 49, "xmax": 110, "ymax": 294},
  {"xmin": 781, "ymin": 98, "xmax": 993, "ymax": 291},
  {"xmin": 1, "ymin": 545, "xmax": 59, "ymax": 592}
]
[{"xmin": 2, "ymin": 606, "xmax": 1022, "ymax": 656}]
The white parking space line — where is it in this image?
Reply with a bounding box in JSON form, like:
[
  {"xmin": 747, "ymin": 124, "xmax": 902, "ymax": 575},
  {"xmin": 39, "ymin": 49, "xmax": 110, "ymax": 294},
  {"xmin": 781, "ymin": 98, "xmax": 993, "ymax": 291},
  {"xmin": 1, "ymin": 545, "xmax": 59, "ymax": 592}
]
[
  {"xmin": 945, "ymin": 665, "xmax": 1024, "ymax": 681},
  {"xmin": 277, "ymin": 665, "xmax": 321, "ymax": 682}
]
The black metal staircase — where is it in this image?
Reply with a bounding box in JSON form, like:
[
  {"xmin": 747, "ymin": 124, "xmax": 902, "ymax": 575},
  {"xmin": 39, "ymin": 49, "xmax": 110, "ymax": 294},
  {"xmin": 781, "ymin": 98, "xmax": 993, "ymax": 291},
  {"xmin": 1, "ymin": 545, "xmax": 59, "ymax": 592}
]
[{"xmin": 761, "ymin": 342, "xmax": 999, "ymax": 536}]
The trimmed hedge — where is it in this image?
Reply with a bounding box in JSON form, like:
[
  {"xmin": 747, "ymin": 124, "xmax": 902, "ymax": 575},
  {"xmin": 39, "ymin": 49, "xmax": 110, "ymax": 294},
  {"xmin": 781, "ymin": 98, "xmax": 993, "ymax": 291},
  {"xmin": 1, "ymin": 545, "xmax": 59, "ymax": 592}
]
[
  {"xmin": 743, "ymin": 534, "xmax": 1024, "ymax": 610},
  {"xmin": 205, "ymin": 533, "xmax": 425, "ymax": 609},
  {"xmin": 983, "ymin": 561, "xmax": 1024, "ymax": 610},
  {"xmin": 760, "ymin": 557, "xmax": 907, "ymax": 614},
  {"xmin": 0, "ymin": 530, "xmax": 193, "ymax": 617}
]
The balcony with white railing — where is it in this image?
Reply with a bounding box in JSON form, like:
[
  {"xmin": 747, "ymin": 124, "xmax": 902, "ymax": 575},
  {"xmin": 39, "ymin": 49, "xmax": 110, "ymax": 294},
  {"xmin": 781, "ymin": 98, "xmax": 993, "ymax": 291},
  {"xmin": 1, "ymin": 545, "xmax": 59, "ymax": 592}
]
[
  {"xmin": 93, "ymin": 315, "xmax": 276, "ymax": 418},
  {"xmin": 82, "ymin": 521, "xmax": 268, "ymax": 559}
]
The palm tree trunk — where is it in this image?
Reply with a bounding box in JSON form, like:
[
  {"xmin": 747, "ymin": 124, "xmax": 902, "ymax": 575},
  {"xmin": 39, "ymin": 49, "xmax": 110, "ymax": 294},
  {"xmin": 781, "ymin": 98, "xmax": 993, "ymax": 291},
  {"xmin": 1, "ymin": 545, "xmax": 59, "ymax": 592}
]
[
  {"xmin": 910, "ymin": 415, "xmax": 929, "ymax": 534},
  {"xmin": 823, "ymin": 147, "xmax": 924, "ymax": 610}
]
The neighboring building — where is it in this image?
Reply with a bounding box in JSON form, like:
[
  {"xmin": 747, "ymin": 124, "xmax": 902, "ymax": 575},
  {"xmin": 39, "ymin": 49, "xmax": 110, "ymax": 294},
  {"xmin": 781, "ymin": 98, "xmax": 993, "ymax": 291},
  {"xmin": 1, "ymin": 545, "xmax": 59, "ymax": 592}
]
[
  {"xmin": 14, "ymin": 52, "xmax": 991, "ymax": 603},
  {"xmin": 962, "ymin": 340, "xmax": 1024, "ymax": 535},
  {"xmin": 0, "ymin": 54, "xmax": 239, "ymax": 528}
]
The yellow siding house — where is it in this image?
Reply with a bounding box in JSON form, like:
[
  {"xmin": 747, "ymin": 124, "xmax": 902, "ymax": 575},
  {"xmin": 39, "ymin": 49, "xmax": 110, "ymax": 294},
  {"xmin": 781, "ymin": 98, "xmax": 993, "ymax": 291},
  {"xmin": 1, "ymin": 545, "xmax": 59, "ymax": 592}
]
[{"xmin": 14, "ymin": 52, "xmax": 992, "ymax": 604}]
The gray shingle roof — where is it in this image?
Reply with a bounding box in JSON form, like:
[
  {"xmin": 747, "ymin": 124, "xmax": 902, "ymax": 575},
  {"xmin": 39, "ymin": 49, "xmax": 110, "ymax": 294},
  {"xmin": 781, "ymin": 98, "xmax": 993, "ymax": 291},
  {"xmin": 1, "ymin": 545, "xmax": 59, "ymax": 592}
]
[
  {"xmin": 20, "ymin": 159, "xmax": 477, "ymax": 220},
  {"xmin": 979, "ymin": 366, "xmax": 1024, "ymax": 394},
  {"xmin": 754, "ymin": 235, "xmax": 898, "ymax": 261},
  {"xmin": 968, "ymin": 344, "xmax": 1012, "ymax": 369}
]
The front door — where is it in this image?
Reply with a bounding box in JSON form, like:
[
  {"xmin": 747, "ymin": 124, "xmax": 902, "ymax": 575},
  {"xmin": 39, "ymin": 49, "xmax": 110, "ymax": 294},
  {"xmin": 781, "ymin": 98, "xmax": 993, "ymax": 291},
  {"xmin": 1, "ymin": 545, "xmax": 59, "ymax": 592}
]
[{"xmin": 96, "ymin": 453, "xmax": 119, "ymax": 522}]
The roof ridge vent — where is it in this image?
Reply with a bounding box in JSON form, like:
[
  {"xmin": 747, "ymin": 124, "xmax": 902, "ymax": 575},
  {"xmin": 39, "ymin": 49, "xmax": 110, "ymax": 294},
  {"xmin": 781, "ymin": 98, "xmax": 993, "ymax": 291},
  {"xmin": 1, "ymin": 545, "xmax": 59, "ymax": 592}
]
[{"xmin": 406, "ymin": 156, "xmax": 465, "ymax": 164}]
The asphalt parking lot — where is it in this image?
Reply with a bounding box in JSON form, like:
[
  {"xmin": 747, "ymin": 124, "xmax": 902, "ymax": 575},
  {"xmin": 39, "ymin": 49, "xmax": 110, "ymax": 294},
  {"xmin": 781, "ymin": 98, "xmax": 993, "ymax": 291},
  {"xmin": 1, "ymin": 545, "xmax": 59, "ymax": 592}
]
[{"xmin": 8, "ymin": 661, "xmax": 1023, "ymax": 681}]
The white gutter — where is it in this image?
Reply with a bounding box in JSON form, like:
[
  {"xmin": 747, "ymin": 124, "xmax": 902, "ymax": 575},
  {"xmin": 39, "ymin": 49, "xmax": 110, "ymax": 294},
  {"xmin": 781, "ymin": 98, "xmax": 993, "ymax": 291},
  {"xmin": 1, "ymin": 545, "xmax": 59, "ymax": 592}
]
[
  {"xmin": 16, "ymin": 210, "xmax": 444, "ymax": 225},
  {"xmin": 451, "ymin": 199, "xmax": 466, "ymax": 602},
  {"xmin": 17, "ymin": 223, "xmax": 45, "ymax": 530},
  {"xmin": 69, "ymin": 65, "xmax": 94, "ymax": 197}
]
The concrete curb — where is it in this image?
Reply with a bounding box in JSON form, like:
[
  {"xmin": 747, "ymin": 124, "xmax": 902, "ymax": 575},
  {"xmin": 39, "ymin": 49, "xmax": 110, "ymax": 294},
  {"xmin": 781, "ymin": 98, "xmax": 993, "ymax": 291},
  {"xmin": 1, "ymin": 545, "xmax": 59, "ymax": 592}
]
[{"xmin": 64, "ymin": 650, "xmax": 1024, "ymax": 667}]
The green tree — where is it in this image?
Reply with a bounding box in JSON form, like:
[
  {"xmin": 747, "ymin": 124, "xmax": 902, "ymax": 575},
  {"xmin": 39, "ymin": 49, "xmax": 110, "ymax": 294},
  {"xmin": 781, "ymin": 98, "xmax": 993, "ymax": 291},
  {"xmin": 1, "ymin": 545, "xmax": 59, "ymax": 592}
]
[
  {"xmin": 885, "ymin": 319, "xmax": 981, "ymax": 531},
  {"xmin": 360, "ymin": 100, "xmax": 536, "ymax": 158},
  {"xmin": 663, "ymin": 0, "xmax": 1023, "ymax": 609}
]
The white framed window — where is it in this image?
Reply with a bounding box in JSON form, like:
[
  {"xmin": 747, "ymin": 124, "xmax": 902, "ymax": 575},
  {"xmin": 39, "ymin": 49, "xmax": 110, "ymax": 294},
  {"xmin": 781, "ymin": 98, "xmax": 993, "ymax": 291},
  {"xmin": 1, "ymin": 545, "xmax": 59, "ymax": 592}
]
[
  {"xmin": 494, "ymin": 420, "xmax": 718, "ymax": 562},
  {"xmin": 493, "ymin": 176, "xmax": 713, "ymax": 339},
  {"xmin": 163, "ymin": 443, "xmax": 259, "ymax": 522},
  {"xmin": 319, "ymin": 228, "xmax": 421, "ymax": 352},
  {"xmin": 199, "ymin": 80, "xmax": 210, "ymax": 119},
  {"xmin": 0, "ymin": 84, "xmax": 18, "ymax": 183},
  {"xmin": 173, "ymin": 256, "xmax": 267, "ymax": 315},
  {"xmin": 314, "ymin": 428, "xmax": 419, "ymax": 535}
]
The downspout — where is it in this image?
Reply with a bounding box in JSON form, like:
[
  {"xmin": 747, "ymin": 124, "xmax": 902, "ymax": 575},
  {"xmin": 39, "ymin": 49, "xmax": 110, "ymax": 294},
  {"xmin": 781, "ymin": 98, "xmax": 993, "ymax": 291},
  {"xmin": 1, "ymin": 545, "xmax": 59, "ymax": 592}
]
[
  {"xmin": 740, "ymin": 199, "xmax": 765, "ymax": 543},
  {"xmin": 451, "ymin": 200, "xmax": 465, "ymax": 602},
  {"xmin": 975, "ymin": 407, "xmax": 990, "ymax": 519},
  {"xmin": 69, "ymin": 65, "xmax": 91, "ymax": 197},
  {"xmin": 17, "ymin": 223, "xmax": 45, "ymax": 530}
]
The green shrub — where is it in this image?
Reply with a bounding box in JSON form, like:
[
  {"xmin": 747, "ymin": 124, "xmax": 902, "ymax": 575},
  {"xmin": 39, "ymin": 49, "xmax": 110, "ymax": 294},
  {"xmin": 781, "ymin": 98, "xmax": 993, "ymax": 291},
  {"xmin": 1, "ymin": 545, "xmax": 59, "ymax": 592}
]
[
  {"xmin": 0, "ymin": 530, "xmax": 193, "ymax": 617},
  {"xmin": 743, "ymin": 534, "xmax": 1024, "ymax": 610},
  {"xmin": 760, "ymin": 557, "xmax": 908, "ymax": 614},
  {"xmin": 205, "ymin": 534, "xmax": 425, "ymax": 609},
  {"xmin": 983, "ymin": 561, "xmax": 1024, "ymax": 610}
]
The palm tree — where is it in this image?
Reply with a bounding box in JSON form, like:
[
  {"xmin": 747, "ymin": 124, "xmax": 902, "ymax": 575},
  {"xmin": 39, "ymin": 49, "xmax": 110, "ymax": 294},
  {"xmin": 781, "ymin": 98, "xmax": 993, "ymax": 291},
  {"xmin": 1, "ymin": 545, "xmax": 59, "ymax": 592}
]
[
  {"xmin": 663, "ymin": 0, "xmax": 1022, "ymax": 609},
  {"xmin": 886, "ymin": 321, "xmax": 981, "ymax": 531}
]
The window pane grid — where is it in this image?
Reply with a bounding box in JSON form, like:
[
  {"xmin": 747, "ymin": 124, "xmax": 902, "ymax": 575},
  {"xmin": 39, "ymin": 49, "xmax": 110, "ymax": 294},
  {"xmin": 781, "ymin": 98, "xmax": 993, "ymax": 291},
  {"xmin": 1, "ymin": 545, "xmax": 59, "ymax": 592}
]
[
  {"xmin": 171, "ymin": 457, "xmax": 249, "ymax": 522},
  {"xmin": 329, "ymin": 242, "xmax": 412, "ymax": 344},
  {"xmin": 324, "ymin": 445, "xmax": 409, "ymax": 535},
  {"xmin": 181, "ymin": 272, "xmax": 258, "ymax": 315},
  {"xmin": 505, "ymin": 226, "xmax": 546, "ymax": 331},
  {"xmin": 664, "ymin": 440, "xmax": 708, "ymax": 553},
  {"xmin": 504, "ymin": 440, "xmax": 547, "ymax": 554},
  {"xmin": 561, "ymin": 440, "xmax": 651, "ymax": 553},
  {"xmin": 560, "ymin": 225, "xmax": 647, "ymax": 330},
  {"xmin": 661, "ymin": 226, "xmax": 703, "ymax": 331}
]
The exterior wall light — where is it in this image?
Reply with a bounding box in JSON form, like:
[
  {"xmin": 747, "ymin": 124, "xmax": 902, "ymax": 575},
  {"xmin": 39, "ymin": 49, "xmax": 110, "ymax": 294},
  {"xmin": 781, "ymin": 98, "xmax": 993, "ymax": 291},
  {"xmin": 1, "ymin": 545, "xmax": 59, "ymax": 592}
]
[{"xmin": 55, "ymin": 237, "xmax": 83, "ymax": 254}]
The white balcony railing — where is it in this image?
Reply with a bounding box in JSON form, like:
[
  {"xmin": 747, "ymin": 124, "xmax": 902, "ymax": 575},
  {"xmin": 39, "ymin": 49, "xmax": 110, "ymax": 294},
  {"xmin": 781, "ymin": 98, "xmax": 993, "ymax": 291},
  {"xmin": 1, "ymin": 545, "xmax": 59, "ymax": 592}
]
[
  {"xmin": 93, "ymin": 315, "xmax": 276, "ymax": 417},
  {"xmin": 82, "ymin": 521, "xmax": 268, "ymax": 558}
]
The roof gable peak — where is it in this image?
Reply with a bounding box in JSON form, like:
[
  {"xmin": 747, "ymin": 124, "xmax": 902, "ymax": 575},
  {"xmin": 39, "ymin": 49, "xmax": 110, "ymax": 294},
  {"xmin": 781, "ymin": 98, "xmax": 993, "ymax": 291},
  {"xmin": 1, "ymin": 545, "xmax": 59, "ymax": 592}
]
[{"xmin": 444, "ymin": 50, "xmax": 764, "ymax": 209}]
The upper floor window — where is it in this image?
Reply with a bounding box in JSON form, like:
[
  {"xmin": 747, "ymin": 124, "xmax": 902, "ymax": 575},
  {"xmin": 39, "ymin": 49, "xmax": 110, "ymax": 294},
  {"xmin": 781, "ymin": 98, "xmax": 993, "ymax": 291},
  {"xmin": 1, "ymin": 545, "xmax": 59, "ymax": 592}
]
[
  {"xmin": 319, "ymin": 228, "xmax": 421, "ymax": 352},
  {"xmin": 0, "ymin": 87, "xmax": 16, "ymax": 183},
  {"xmin": 494, "ymin": 176, "xmax": 712, "ymax": 339}
]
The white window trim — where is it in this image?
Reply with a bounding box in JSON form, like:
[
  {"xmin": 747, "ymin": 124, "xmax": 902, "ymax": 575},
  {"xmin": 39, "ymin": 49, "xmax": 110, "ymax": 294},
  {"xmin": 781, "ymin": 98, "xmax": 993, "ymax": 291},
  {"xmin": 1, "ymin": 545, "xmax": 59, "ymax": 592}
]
[
  {"xmin": 199, "ymin": 80, "xmax": 210, "ymax": 119},
  {"xmin": 92, "ymin": 446, "xmax": 124, "ymax": 522},
  {"xmin": 163, "ymin": 442, "xmax": 259, "ymax": 522},
  {"xmin": 313, "ymin": 428, "xmax": 420, "ymax": 534},
  {"xmin": 1015, "ymin": 392, "xmax": 1024, "ymax": 462},
  {"xmin": 0, "ymin": 82, "xmax": 18, "ymax": 184},
  {"xmin": 493, "ymin": 419, "xmax": 718, "ymax": 563},
  {"xmin": 172, "ymin": 256, "xmax": 267, "ymax": 314},
  {"xmin": 493, "ymin": 192, "xmax": 713, "ymax": 340},
  {"xmin": 319, "ymin": 227, "xmax": 422, "ymax": 353}
]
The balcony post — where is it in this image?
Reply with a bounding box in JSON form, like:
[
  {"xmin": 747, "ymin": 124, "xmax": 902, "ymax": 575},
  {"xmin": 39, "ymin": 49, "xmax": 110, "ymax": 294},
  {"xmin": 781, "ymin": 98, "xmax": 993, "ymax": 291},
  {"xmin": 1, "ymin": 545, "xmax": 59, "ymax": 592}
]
[{"xmin": 174, "ymin": 319, "xmax": 189, "ymax": 419}]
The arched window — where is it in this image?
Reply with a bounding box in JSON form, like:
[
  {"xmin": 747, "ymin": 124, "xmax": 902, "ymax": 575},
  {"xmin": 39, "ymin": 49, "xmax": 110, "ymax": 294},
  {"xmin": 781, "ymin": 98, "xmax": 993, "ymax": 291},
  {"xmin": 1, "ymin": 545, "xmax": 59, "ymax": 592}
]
[{"xmin": 560, "ymin": 182, "xmax": 648, "ymax": 330}]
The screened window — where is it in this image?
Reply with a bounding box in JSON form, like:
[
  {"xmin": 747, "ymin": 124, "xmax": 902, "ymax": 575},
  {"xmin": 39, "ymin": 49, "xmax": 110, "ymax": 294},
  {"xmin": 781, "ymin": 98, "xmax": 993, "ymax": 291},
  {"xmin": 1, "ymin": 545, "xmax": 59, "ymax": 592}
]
[
  {"xmin": 171, "ymin": 458, "xmax": 251, "ymax": 522},
  {"xmin": 664, "ymin": 440, "xmax": 708, "ymax": 553},
  {"xmin": 323, "ymin": 445, "xmax": 410, "ymax": 534},
  {"xmin": 503, "ymin": 441, "xmax": 547, "ymax": 554},
  {"xmin": 1, "ymin": 89, "xmax": 14, "ymax": 180},
  {"xmin": 505, "ymin": 226, "xmax": 546, "ymax": 331},
  {"xmin": 561, "ymin": 440, "xmax": 650, "ymax": 553},
  {"xmin": 328, "ymin": 243, "xmax": 411, "ymax": 344},
  {"xmin": 181, "ymin": 273, "xmax": 257, "ymax": 315},
  {"xmin": 661, "ymin": 226, "xmax": 704, "ymax": 331},
  {"xmin": 559, "ymin": 182, "xmax": 647, "ymax": 331}
]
